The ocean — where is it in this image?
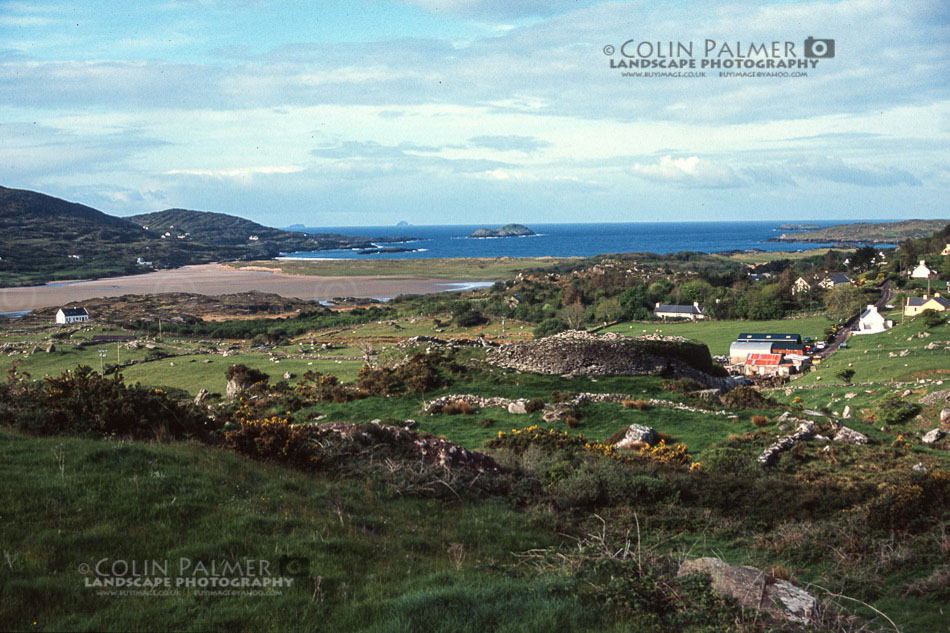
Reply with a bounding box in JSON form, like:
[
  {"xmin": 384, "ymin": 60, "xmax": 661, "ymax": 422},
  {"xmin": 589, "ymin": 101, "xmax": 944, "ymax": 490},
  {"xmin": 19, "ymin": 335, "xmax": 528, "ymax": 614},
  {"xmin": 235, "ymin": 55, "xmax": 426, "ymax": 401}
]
[{"xmin": 283, "ymin": 221, "xmax": 874, "ymax": 260}]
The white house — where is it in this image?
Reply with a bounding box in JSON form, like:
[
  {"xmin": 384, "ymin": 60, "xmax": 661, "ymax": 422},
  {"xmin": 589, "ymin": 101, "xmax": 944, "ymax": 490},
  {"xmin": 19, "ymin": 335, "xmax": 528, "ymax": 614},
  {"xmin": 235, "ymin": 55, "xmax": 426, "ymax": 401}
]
[
  {"xmin": 55, "ymin": 307, "xmax": 89, "ymax": 325},
  {"xmin": 792, "ymin": 277, "xmax": 812, "ymax": 295},
  {"xmin": 910, "ymin": 260, "xmax": 935, "ymax": 279},
  {"xmin": 654, "ymin": 302, "xmax": 706, "ymax": 321},
  {"xmin": 853, "ymin": 305, "xmax": 892, "ymax": 335}
]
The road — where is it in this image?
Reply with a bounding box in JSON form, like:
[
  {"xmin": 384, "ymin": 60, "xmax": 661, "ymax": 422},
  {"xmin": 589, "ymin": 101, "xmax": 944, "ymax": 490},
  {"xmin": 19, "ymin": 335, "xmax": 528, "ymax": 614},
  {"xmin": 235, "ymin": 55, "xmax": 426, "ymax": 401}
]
[{"xmin": 816, "ymin": 279, "xmax": 894, "ymax": 360}]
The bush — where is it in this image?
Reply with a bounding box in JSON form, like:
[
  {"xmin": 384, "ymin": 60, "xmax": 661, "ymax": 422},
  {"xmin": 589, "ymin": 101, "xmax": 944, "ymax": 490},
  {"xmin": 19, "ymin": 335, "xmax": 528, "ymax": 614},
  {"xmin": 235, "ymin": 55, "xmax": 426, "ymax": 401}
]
[
  {"xmin": 877, "ymin": 392, "xmax": 921, "ymax": 425},
  {"xmin": 225, "ymin": 364, "xmax": 269, "ymax": 387},
  {"xmin": 923, "ymin": 310, "xmax": 947, "ymax": 328},
  {"xmin": 525, "ymin": 398, "xmax": 545, "ymax": 414},
  {"xmin": 750, "ymin": 415, "xmax": 769, "ymax": 427},
  {"xmin": 1, "ymin": 365, "xmax": 215, "ymax": 440},
  {"xmin": 836, "ymin": 368, "xmax": 856, "ymax": 384}
]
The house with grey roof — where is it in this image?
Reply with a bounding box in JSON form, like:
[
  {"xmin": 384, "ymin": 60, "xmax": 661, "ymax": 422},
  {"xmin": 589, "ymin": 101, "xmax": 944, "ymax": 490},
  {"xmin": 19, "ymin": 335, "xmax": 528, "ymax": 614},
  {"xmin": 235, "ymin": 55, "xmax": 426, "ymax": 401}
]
[{"xmin": 654, "ymin": 302, "xmax": 706, "ymax": 321}]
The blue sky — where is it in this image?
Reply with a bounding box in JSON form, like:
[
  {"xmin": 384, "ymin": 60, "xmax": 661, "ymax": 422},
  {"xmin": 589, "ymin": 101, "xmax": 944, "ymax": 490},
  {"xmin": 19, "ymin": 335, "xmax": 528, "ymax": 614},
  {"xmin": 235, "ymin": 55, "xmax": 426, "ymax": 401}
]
[{"xmin": 0, "ymin": 0, "xmax": 947, "ymax": 226}]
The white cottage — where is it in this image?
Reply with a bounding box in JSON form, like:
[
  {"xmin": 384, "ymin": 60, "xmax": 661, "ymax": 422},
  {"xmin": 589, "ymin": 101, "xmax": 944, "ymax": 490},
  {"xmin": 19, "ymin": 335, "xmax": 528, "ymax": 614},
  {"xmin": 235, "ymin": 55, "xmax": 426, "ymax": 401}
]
[
  {"xmin": 55, "ymin": 307, "xmax": 89, "ymax": 324},
  {"xmin": 910, "ymin": 260, "xmax": 935, "ymax": 279},
  {"xmin": 853, "ymin": 305, "xmax": 892, "ymax": 335}
]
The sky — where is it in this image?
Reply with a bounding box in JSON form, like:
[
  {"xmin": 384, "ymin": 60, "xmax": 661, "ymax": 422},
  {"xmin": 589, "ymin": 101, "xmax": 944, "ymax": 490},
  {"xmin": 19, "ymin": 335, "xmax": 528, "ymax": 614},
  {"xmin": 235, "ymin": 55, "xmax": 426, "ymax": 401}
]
[{"xmin": 0, "ymin": 0, "xmax": 948, "ymax": 227}]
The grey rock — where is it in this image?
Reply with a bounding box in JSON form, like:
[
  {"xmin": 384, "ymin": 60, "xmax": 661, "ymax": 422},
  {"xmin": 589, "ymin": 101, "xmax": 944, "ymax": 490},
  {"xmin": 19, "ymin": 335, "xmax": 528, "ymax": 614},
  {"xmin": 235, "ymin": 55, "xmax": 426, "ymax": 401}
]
[
  {"xmin": 194, "ymin": 389, "xmax": 209, "ymax": 406},
  {"xmin": 941, "ymin": 408, "xmax": 950, "ymax": 424},
  {"xmin": 842, "ymin": 405, "xmax": 851, "ymax": 419},
  {"xmin": 45, "ymin": 342, "xmax": 56, "ymax": 353},
  {"xmin": 834, "ymin": 426, "xmax": 868, "ymax": 445},
  {"xmin": 912, "ymin": 462, "xmax": 928, "ymax": 473},
  {"xmin": 922, "ymin": 428, "xmax": 946, "ymax": 446},
  {"xmin": 614, "ymin": 424, "xmax": 658, "ymax": 450},
  {"xmin": 677, "ymin": 558, "xmax": 817, "ymax": 625}
]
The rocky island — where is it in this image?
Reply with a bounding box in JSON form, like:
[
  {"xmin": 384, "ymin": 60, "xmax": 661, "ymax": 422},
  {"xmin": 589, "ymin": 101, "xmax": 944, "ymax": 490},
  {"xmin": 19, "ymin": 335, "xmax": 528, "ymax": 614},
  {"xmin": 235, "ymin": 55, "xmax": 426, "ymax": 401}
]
[{"xmin": 468, "ymin": 223, "xmax": 535, "ymax": 238}]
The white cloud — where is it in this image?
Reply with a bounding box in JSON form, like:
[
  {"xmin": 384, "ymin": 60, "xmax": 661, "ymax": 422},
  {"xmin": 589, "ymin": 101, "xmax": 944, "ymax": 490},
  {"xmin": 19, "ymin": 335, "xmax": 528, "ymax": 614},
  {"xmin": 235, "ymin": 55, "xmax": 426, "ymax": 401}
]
[{"xmin": 630, "ymin": 156, "xmax": 745, "ymax": 188}]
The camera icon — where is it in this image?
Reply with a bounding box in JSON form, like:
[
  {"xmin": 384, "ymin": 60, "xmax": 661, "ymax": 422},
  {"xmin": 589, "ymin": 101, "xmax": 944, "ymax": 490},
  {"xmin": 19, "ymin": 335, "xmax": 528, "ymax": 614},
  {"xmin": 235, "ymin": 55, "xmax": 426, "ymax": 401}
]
[
  {"xmin": 278, "ymin": 555, "xmax": 310, "ymax": 578},
  {"xmin": 804, "ymin": 37, "xmax": 835, "ymax": 58}
]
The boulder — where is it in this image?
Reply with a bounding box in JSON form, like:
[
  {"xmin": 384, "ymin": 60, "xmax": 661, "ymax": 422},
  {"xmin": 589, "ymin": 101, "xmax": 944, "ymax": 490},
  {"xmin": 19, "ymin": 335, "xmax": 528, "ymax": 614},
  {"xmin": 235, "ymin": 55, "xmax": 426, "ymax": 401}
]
[
  {"xmin": 842, "ymin": 405, "xmax": 851, "ymax": 419},
  {"xmin": 941, "ymin": 408, "xmax": 950, "ymax": 424},
  {"xmin": 194, "ymin": 389, "xmax": 209, "ymax": 406},
  {"xmin": 542, "ymin": 409, "xmax": 565, "ymax": 423},
  {"xmin": 913, "ymin": 462, "xmax": 928, "ymax": 473},
  {"xmin": 677, "ymin": 557, "xmax": 817, "ymax": 625},
  {"xmin": 922, "ymin": 428, "xmax": 946, "ymax": 447},
  {"xmin": 45, "ymin": 342, "xmax": 56, "ymax": 353},
  {"xmin": 833, "ymin": 426, "xmax": 868, "ymax": 445},
  {"xmin": 283, "ymin": 371, "xmax": 293, "ymax": 380},
  {"xmin": 758, "ymin": 422, "xmax": 815, "ymax": 467},
  {"xmin": 614, "ymin": 424, "xmax": 658, "ymax": 450}
]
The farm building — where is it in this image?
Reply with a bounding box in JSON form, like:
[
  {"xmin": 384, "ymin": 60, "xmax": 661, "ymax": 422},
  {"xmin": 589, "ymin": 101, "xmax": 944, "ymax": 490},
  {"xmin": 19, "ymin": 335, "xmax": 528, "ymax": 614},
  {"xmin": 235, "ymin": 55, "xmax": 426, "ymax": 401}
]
[
  {"xmin": 743, "ymin": 353, "xmax": 791, "ymax": 378},
  {"xmin": 729, "ymin": 340, "xmax": 777, "ymax": 365}
]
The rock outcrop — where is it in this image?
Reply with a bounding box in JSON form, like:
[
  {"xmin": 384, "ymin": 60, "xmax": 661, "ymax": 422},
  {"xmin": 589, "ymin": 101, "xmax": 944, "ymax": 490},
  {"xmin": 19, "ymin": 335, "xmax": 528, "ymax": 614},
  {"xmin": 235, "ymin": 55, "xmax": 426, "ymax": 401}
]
[
  {"xmin": 613, "ymin": 424, "xmax": 658, "ymax": 449},
  {"xmin": 758, "ymin": 420, "xmax": 815, "ymax": 467},
  {"xmin": 677, "ymin": 557, "xmax": 818, "ymax": 625},
  {"xmin": 922, "ymin": 428, "xmax": 946, "ymax": 447},
  {"xmin": 833, "ymin": 426, "xmax": 869, "ymax": 445}
]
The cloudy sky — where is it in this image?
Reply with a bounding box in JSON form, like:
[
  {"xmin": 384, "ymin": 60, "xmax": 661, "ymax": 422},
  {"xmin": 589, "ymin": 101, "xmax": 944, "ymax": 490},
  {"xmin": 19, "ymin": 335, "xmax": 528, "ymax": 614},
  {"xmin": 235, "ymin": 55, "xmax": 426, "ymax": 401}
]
[{"xmin": 0, "ymin": 0, "xmax": 947, "ymax": 226}]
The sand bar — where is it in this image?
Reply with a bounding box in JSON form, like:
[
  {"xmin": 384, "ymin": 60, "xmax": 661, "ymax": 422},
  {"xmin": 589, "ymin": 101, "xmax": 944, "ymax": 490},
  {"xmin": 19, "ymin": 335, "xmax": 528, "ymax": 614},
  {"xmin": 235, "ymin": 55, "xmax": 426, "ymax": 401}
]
[{"xmin": 0, "ymin": 264, "xmax": 489, "ymax": 312}]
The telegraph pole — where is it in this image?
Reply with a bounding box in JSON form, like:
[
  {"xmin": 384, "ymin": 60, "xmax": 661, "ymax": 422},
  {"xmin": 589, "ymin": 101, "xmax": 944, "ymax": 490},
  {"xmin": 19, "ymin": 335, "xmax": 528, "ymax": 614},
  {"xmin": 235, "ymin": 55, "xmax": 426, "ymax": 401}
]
[{"xmin": 97, "ymin": 349, "xmax": 107, "ymax": 373}]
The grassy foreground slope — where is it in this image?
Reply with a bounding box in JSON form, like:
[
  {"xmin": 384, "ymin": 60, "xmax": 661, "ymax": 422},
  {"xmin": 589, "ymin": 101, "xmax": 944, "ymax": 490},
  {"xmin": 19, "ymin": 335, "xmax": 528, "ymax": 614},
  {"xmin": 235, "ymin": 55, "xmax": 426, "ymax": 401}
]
[{"xmin": 0, "ymin": 430, "xmax": 597, "ymax": 633}]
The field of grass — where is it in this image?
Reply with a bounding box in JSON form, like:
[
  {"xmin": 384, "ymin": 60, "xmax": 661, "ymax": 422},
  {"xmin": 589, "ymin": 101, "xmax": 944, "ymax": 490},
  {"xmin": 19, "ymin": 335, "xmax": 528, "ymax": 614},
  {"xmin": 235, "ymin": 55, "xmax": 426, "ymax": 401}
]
[
  {"xmin": 605, "ymin": 316, "xmax": 833, "ymax": 355},
  {"xmin": 229, "ymin": 257, "xmax": 568, "ymax": 280},
  {"xmin": 791, "ymin": 312, "xmax": 949, "ymax": 386},
  {"xmin": 1, "ymin": 429, "xmax": 616, "ymax": 633},
  {"xmin": 718, "ymin": 247, "xmax": 849, "ymax": 265}
]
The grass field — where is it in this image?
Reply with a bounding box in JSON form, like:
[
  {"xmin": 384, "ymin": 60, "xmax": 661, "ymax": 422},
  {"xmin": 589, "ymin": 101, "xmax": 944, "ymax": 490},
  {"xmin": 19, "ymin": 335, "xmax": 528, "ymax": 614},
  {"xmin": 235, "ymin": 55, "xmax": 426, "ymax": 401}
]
[
  {"xmin": 229, "ymin": 257, "xmax": 568, "ymax": 280},
  {"xmin": 0, "ymin": 429, "xmax": 608, "ymax": 633},
  {"xmin": 605, "ymin": 316, "xmax": 833, "ymax": 356}
]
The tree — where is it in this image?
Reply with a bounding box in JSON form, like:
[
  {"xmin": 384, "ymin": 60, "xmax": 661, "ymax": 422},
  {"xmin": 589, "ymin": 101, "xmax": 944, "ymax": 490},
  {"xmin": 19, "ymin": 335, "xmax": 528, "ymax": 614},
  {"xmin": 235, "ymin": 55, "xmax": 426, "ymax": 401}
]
[
  {"xmin": 836, "ymin": 368, "xmax": 855, "ymax": 384},
  {"xmin": 560, "ymin": 302, "xmax": 586, "ymax": 329},
  {"xmin": 824, "ymin": 284, "xmax": 863, "ymax": 322},
  {"xmin": 594, "ymin": 297, "xmax": 622, "ymax": 324}
]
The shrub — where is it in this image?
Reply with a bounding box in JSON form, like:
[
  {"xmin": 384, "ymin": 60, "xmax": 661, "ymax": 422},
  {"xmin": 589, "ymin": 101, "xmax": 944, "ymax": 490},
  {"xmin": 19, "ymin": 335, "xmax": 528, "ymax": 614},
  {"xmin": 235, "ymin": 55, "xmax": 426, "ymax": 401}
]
[
  {"xmin": 525, "ymin": 398, "xmax": 545, "ymax": 414},
  {"xmin": 878, "ymin": 392, "xmax": 921, "ymax": 425},
  {"xmin": 476, "ymin": 418, "xmax": 494, "ymax": 428},
  {"xmin": 444, "ymin": 400, "xmax": 475, "ymax": 415},
  {"xmin": 923, "ymin": 309, "xmax": 947, "ymax": 328},
  {"xmin": 718, "ymin": 386, "xmax": 776, "ymax": 409},
  {"xmin": 1, "ymin": 365, "xmax": 215, "ymax": 440},
  {"xmin": 751, "ymin": 415, "xmax": 769, "ymax": 427},
  {"xmin": 836, "ymin": 368, "xmax": 856, "ymax": 384},
  {"xmin": 225, "ymin": 364, "xmax": 268, "ymax": 387},
  {"xmin": 623, "ymin": 399, "xmax": 649, "ymax": 411}
]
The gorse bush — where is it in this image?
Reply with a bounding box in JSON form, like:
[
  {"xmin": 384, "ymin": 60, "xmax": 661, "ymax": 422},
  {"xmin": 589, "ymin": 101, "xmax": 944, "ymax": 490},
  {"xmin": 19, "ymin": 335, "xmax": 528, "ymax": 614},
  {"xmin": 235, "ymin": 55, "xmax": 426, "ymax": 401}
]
[
  {"xmin": 0, "ymin": 365, "xmax": 214, "ymax": 440},
  {"xmin": 356, "ymin": 351, "xmax": 462, "ymax": 395}
]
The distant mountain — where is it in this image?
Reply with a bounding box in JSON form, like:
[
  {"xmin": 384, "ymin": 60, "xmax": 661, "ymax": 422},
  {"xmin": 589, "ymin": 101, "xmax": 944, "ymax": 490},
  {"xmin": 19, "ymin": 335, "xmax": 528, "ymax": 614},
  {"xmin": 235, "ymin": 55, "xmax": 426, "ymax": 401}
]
[
  {"xmin": 773, "ymin": 219, "xmax": 949, "ymax": 244},
  {"xmin": 469, "ymin": 224, "xmax": 535, "ymax": 238},
  {"xmin": 0, "ymin": 186, "xmax": 404, "ymax": 288}
]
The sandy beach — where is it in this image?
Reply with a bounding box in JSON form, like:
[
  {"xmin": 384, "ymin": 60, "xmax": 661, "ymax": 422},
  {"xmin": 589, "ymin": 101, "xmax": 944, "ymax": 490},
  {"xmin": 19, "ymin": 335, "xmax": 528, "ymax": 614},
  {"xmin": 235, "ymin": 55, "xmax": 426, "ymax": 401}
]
[{"xmin": 0, "ymin": 264, "xmax": 488, "ymax": 312}]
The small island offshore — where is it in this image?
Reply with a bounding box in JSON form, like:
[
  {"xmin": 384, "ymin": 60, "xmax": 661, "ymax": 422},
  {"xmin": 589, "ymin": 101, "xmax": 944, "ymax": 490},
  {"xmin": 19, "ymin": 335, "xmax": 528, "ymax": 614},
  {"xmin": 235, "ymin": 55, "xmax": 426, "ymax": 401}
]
[{"xmin": 468, "ymin": 223, "xmax": 535, "ymax": 238}]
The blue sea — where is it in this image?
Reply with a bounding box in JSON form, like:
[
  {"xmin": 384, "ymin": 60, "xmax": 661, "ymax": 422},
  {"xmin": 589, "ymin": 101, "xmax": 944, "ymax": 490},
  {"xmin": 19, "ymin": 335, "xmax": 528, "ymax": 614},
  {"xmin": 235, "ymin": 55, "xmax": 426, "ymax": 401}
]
[{"xmin": 282, "ymin": 221, "xmax": 882, "ymax": 260}]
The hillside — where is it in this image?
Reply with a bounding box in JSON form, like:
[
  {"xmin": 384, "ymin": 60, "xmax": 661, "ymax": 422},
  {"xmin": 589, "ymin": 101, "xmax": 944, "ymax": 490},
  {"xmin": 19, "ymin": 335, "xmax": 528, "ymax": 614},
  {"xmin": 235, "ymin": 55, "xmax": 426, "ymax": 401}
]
[
  {"xmin": 773, "ymin": 219, "xmax": 949, "ymax": 244},
  {"xmin": 0, "ymin": 186, "xmax": 407, "ymax": 288},
  {"xmin": 129, "ymin": 208, "xmax": 390, "ymax": 251}
]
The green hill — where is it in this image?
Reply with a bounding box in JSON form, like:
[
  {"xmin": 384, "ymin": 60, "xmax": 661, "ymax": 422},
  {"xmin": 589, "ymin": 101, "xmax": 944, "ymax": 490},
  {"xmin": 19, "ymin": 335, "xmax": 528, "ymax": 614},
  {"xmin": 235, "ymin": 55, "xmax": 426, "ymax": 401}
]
[
  {"xmin": 773, "ymin": 219, "xmax": 949, "ymax": 244},
  {"xmin": 129, "ymin": 208, "xmax": 382, "ymax": 251},
  {"xmin": 0, "ymin": 186, "xmax": 406, "ymax": 288}
]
